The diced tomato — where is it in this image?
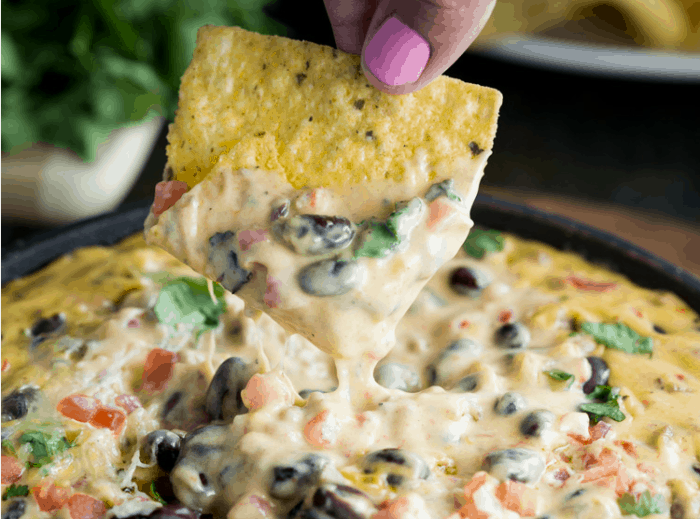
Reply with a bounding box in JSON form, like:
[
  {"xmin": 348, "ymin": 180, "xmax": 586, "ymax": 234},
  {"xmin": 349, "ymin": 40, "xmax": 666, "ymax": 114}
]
[
  {"xmin": 152, "ymin": 181, "xmax": 188, "ymax": 217},
  {"xmin": 141, "ymin": 348, "xmax": 178, "ymax": 393},
  {"xmin": 456, "ymin": 472, "xmax": 491, "ymax": 519},
  {"xmin": 263, "ymin": 275, "xmax": 282, "ymax": 309},
  {"xmin": 238, "ymin": 229, "xmax": 270, "ymax": 251},
  {"xmin": 89, "ymin": 406, "xmax": 126, "ymax": 434},
  {"xmin": 590, "ymin": 421, "xmax": 612, "ymax": 441},
  {"xmin": 67, "ymin": 493, "xmax": 106, "ymax": 519},
  {"xmin": 115, "ymin": 394, "xmax": 141, "ymax": 414},
  {"xmin": 127, "ymin": 318, "xmax": 140, "ymax": 328},
  {"xmin": 57, "ymin": 394, "xmax": 100, "ymax": 423},
  {"xmin": 1, "ymin": 359, "xmax": 10, "ymax": 372},
  {"xmin": 565, "ymin": 276, "xmax": 617, "ymax": 292},
  {"xmin": 581, "ymin": 448, "xmax": 620, "ymax": 482},
  {"xmin": 372, "ymin": 496, "xmax": 410, "ymax": 519},
  {"xmin": 498, "ymin": 309, "xmax": 513, "ymax": 323},
  {"xmin": 1, "ymin": 455, "xmax": 24, "ymax": 484},
  {"xmin": 241, "ymin": 373, "xmax": 293, "ymax": 412},
  {"xmin": 495, "ymin": 480, "xmax": 537, "ymax": 517},
  {"xmin": 33, "ymin": 482, "xmax": 70, "ymax": 512},
  {"xmin": 427, "ymin": 198, "xmax": 454, "ymax": 231},
  {"xmin": 615, "ymin": 440, "xmax": 638, "ymax": 458},
  {"xmin": 304, "ymin": 410, "xmax": 332, "ymax": 448},
  {"xmin": 553, "ymin": 468, "xmax": 570, "ymax": 481}
]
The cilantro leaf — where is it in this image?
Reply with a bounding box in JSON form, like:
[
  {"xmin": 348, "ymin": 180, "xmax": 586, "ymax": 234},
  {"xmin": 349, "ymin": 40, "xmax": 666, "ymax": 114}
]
[
  {"xmin": 544, "ymin": 369, "xmax": 575, "ymax": 389},
  {"xmin": 425, "ymin": 179, "xmax": 463, "ymax": 203},
  {"xmin": 2, "ymin": 484, "xmax": 29, "ymax": 500},
  {"xmin": 154, "ymin": 277, "xmax": 226, "ymax": 336},
  {"xmin": 579, "ymin": 385, "xmax": 626, "ymax": 424},
  {"xmin": 463, "ymin": 229, "xmax": 505, "ymax": 259},
  {"xmin": 2, "ymin": 439, "xmax": 17, "ymax": 455},
  {"xmin": 618, "ymin": 491, "xmax": 665, "ymax": 517},
  {"xmin": 354, "ymin": 221, "xmax": 400, "ymax": 259},
  {"xmin": 18, "ymin": 430, "xmax": 71, "ymax": 468},
  {"xmin": 150, "ymin": 481, "xmax": 167, "ymax": 505},
  {"xmin": 581, "ymin": 322, "xmax": 653, "ymax": 356}
]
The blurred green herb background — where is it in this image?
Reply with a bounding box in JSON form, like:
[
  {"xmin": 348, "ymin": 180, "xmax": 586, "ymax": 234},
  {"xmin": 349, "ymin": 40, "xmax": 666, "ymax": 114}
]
[{"xmin": 1, "ymin": 0, "xmax": 287, "ymax": 162}]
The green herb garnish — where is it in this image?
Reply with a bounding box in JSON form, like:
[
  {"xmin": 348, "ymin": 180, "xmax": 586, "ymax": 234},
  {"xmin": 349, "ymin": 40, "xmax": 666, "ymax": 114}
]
[
  {"xmin": 353, "ymin": 221, "xmax": 400, "ymax": 259},
  {"xmin": 18, "ymin": 430, "xmax": 71, "ymax": 468},
  {"xmin": 425, "ymin": 179, "xmax": 463, "ymax": 203},
  {"xmin": 463, "ymin": 228, "xmax": 505, "ymax": 259},
  {"xmin": 154, "ymin": 277, "xmax": 226, "ymax": 339},
  {"xmin": 581, "ymin": 322, "xmax": 653, "ymax": 356},
  {"xmin": 2, "ymin": 0, "xmax": 287, "ymax": 161},
  {"xmin": 579, "ymin": 385, "xmax": 626, "ymax": 424},
  {"xmin": 618, "ymin": 490, "xmax": 665, "ymax": 517},
  {"xmin": 544, "ymin": 369, "xmax": 575, "ymax": 389},
  {"xmin": 150, "ymin": 481, "xmax": 167, "ymax": 505},
  {"xmin": 2, "ymin": 484, "xmax": 29, "ymax": 500}
]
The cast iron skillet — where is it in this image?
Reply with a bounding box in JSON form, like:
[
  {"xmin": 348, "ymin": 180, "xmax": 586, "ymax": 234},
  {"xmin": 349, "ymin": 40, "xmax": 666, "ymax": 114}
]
[{"xmin": 2, "ymin": 196, "xmax": 700, "ymax": 316}]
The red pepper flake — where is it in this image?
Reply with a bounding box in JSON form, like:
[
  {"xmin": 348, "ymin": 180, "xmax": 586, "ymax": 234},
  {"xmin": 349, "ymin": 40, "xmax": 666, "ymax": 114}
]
[
  {"xmin": 565, "ymin": 276, "xmax": 617, "ymax": 292},
  {"xmin": 115, "ymin": 394, "xmax": 141, "ymax": 414},
  {"xmin": 676, "ymin": 374, "xmax": 685, "ymax": 381},
  {"xmin": 459, "ymin": 320, "xmax": 470, "ymax": 329},
  {"xmin": 308, "ymin": 190, "xmax": 317, "ymax": 209},
  {"xmin": 67, "ymin": 493, "xmax": 106, "ymax": 519},
  {"xmin": 141, "ymin": 348, "xmax": 178, "ymax": 394},
  {"xmin": 1, "ymin": 455, "xmax": 24, "ymax": 484},
  {"xmin": 677, "ymin": 308, "xmax": 687, "ymax": 313},
  {"xmin": 642, "ymin": 399, "xmax": 650, "ymax": 406},
  {"xmin": 33, "ymin": 482, "xmax": 70, "ymax": 512},
  {"xmin": 1, "ymin": 359, "xmax": 10, "ymax": 372},
  {"xmin": 356, "ymin": 413, "xmax": 367, "ymax": 426},
  {"xmin": 152, "ymin": 181, "xmax": 188, "ymax": 217},
  {"xmin": 631, "ymin": 308, "xmax": 643, "ymax": 318},
  {"xmin": 57, "ymin": 394, "xmax": 100, "ymax": 423},
  {"xmin": 498, "ymin": 310, "xmax": 513, "ymax": 323},
  {"xmin": 89, "ymin": 406, "xmax": 126, "ymax": 434},
  {"xmin": 126, "ymin": 319, "xmax": 140, "ymax": 328}
]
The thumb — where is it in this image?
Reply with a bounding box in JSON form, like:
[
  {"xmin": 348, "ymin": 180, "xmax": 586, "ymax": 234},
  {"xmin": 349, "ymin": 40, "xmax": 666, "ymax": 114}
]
[{"xmin": 361, "ymin": 0, "xmax": 496, "ymax": 95}]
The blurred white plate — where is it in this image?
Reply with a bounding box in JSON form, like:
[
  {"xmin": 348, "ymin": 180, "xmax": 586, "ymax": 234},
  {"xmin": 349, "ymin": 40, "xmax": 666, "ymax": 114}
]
[{"xmin": 470, "ymin": 34, "xmax": 700, "ymax": 82}]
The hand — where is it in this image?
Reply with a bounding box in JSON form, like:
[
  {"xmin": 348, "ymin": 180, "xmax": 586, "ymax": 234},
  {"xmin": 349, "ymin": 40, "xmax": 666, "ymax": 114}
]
[{"xmin": 323, "ymin": 0, "xmax": 496, "ymax": 95}]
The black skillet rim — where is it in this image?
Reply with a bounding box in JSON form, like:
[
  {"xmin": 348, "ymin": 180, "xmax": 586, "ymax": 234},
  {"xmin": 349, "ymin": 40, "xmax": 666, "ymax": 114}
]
[{"xmin": 2, "ymin": 195, "xmax": 699, "ymax": 315}]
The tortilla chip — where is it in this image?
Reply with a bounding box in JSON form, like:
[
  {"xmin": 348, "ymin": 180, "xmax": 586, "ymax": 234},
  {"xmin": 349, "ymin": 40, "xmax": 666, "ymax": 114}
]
[{"xmin": 166, "ymin": 25, "xmax": 502, "ymax": 190}]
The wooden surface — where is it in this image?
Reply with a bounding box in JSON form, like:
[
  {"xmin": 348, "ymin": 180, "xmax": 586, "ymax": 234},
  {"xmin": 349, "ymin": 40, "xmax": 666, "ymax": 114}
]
[{"xmin": 481, "ymin": 187, "xmax": 700, "ymax": 279}]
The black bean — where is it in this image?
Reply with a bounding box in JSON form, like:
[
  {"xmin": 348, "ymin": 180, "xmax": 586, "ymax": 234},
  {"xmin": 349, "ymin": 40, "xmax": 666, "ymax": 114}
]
[
  {"xmin": 288, "ymin": 500, "xmax": 306, "ymax": 519},
  {"xmin": 520, "ymin": 410, "xmax": 555, "ymax": 437},
  {"xmin": 449, "ymin": 267, "xmax": 491, "ymax": 296},
  {"xmin": 310, "ymin": 484, "xmax": 377, "ymax": 519},
  {"xmin": 454, "ymin": 373, "xmax": 480, "ymax": 392},
  {"xmin": 583, "ymin": 357, "xmax": 610, "ymax": 394},
  {"xmin": 298, "ymin": 260, "xmax": 362, "ymax": 297},
  {"xmin": 281, "ymin": 215, "xmax": 355, "ymax": 255},
  {"xmin": 494, "ymin": 322, "xmax": 531, "ymax": 350},
  {"xmin": 143, "ymin": 430, "xmax": 182, "ymax": 473},
  {"xmin": 149, "ymin": 503, "xmax": 202, "ymax": 518},
  {"xmin": 670, "ymin": 502, "xmax": 685, "ymax": 519},
  {"xmin": 162, "ymin": 392, "xmax": 182, "ymax": 419},
  {"xmin": 427, "ymin": 338, "xmax": 483, "ymax": 386},
  {"xmin": 270, "ymin": 454, "xmax": 328, "ymax": 499},
  {"xmin": 30, "ymin": 313, "xmax": 66, "ymax": 346},
  {"xmin": 692, "ymin": 463, "xmax": 700, "ymax": 477},
  {"xmin": 566, "ymin": 489, "xmax": 586, "ymax": 500},
  {"xmin": 494, "ymin": 392, "xmax": 527, "ymax": 416},
  {"xmin": 2, "ymin": 499, "xmax": 26, "ymax": 519},
  {"xmin": 362, "ymin": 448, "xmax": 429, "ymax": 483},
  {"xmin": 1, "ymin": 386, "xmax": 38, "ymax": 423},
  {"xmin": 208, "ymin": 231, "xmax": 252, "ymax": 294},
  {"xmin": 205, "ymin": 357, "xmax": 251, "ymax": 421},
  {"xmin": 271, "ymin": 200, "xmax": 290, "ymax": 221},
  {"xmin": 482, "ymin": 448, "xmax": 546, "ymax": 483},
  {"xmin": 653, "ymin": 324, "xmax": 667, "ymax": 334},
  {"xmin": 374, "ymin": 363, "xmax": 420, "ymax": 392}
]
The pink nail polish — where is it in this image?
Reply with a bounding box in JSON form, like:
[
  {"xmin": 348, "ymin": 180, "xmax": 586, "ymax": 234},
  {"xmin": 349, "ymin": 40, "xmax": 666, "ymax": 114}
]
[{"xmin": 364, "ymin": 16, "xmax": 430, "ymax": 86}]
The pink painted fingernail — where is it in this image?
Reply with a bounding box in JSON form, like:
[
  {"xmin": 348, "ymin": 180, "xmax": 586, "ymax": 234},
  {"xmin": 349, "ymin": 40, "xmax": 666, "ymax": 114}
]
[{"xmin": 364, "ymin": 16, "xmax": 430, "ymax": 86}]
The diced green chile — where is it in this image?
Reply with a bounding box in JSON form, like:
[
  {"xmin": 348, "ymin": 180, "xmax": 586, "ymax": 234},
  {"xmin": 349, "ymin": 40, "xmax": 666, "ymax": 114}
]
[
  {"xmin": 374, "ymin": 363, "xmax": 421, "ymax": 392},
  {"xmin": 205, "ymin": 357, "xmax": 252, "ymax": 421},
  {"xmin": 269, "ymin": 454, "xmax": 328, "ymax": 499},
  {"xmin": 208, "ymin": 231, "xmax": 252, "ymax": 294},
  {"xmin": 353, "ymin": 221, "xmax": 399, "ymax": 259},
  {"xmin": 280, "ymin": 215, "xmax": 355, "ymax": 255},
  {"xmin": 385, "ymin": 198, "xmax": 424, "ymax": 239},
  {"xmin": 495, "ymin": 322, "xmax": 531, "ymax": 350},
  {"xmin": 1, "ymin": 386, "xmax": 39, "ymax": 423},
  {"xmin": 482, "ymin": 448, "xmax": 546, "ymax": 483},
  {"xmin": 298, "ymin": 260, "xmax": 362, "ymax": 297},
  {"xmin": 425, "ymin": 179, "xmax": 462, "ymax": 203},
  {"xmin": 494, "ymin": 392, "xmax": 527, "ymax": 416}
]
